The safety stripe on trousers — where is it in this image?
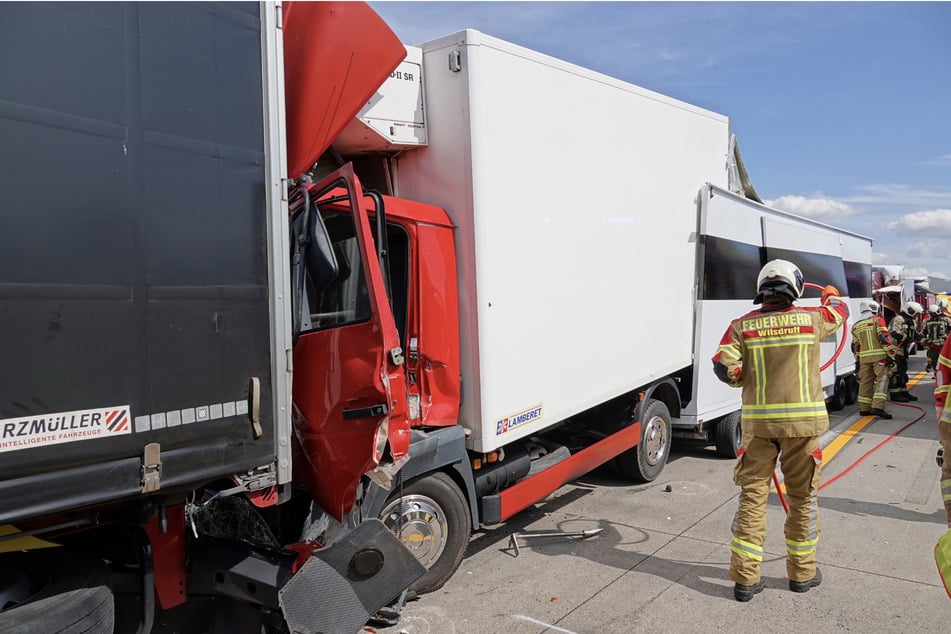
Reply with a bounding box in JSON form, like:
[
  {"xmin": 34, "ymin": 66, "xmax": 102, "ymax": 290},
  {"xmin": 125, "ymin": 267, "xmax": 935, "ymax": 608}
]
[
  {"xmin": 786, "ymin": 489, "xmax": 820, "ymax": 558},
  {"xmin": 731, "ymin": 537, "xmax": 763, "ymax": 562},
  {"xmin": 786, "ymin": 537, "xmax": 818, "ymax": 557},
  {"xmin": 943, "ymin": 478, "xmax": 951, "ymax": 503}
]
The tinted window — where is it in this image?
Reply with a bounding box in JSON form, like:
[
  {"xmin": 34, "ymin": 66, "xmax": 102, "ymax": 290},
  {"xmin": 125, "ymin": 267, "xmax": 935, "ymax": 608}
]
[
  {"xmin": 700, "ymin": 235, "xmax": 763, "ymax": 300},
  {"xmin": 766, "ymin": 247, "xmax": 847, "ymax": 299},
  {"xmin": 844, "ymin": 260, "xmax": 871, "ymax": 298}
]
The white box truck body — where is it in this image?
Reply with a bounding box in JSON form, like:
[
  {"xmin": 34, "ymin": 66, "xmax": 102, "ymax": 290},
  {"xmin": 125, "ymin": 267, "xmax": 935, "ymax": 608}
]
[
  {"xmin": 683, "ymin": 184, "xmax": 873, "ymax": 450},
  {"xmin": 392, "ymin": 30, "xmax": 731, "ymax": 453}
]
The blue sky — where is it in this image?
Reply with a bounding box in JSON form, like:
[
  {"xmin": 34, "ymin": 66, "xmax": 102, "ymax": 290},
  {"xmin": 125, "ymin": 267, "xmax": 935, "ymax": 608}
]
[{"xmin": 369, "ymin": 1, "xmax": 951, "ymax": 280}]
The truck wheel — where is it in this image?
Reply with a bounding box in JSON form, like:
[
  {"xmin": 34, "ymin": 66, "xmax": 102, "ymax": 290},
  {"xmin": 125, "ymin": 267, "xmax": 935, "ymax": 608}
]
[
  {"xmin": 714, "ymin": 411, "xmax": 742, "ymax": 458},
  {"xmin": 617, "ymin": 399, "xmax": 671, "ymax": 482},
  {"xmin": 845, "ymin": 375, "xmax": 859, "ymax": 406},
  {"xmin": 379, "ymin": 471, "xmax": 471, "ymax": 594},
  {"xmin": 0, "ymin": 551, "xmax": 114, "ymax": 634},
  {"xmin": 827, "ymin": 377, "xmax": 846, "ymax": 411}
]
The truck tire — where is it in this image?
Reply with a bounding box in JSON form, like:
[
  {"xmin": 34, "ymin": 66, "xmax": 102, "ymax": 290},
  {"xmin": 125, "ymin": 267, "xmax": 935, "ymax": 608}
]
[
  {"xmin": 379, "ymin": 471, "xmax": 471, "ymax": 594},
  {"xmin": 845, "ymin": 374, "xmax": 859, "ymax": 406},
  {"xmin": 714, "ymin": 411, "xmax": 742, "ymax": 458},
  {"xmin": 617, "ymin": 399, "xmax": 671, "ymax": 483},
  {"xmin": 827, "ymin": 377, "xmax": 846, "ymax": 411},
  {"xmin": 0, "ymin": 551, "xmax": 114, "ymax": 634}
]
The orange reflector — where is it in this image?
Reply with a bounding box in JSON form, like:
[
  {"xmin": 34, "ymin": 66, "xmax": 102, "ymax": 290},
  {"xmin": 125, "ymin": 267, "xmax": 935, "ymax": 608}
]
[
  {"xmin": 472, "ymin": 458, "xmax": 482, "ymax": 470},
  {"xmin": 487, "ymin": 451, "xmax": 499, "ymax": 463}
]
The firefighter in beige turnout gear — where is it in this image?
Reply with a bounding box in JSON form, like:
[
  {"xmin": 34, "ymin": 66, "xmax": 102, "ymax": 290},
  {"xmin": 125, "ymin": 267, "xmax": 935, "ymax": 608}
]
[
  {"xmin": 850, "ymin": 300, "xmax": 896, "ymax": 419},
  {"xmin": 888, "ymin": 302, "xmax": 923, "ymax": 402},
  {"xmin": 924, "ymin": 303, "xmax": 951, "ymax": 373},
  {"xmin": 934, "ymin": 334, "xmax": 951, "ymax": 528},
  {"xmin": 712, "ymin": 260, "xmax": 849, "ymax": 602}
]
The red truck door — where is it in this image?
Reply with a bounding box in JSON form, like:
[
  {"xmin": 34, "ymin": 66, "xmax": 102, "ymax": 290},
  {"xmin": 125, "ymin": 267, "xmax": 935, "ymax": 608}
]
[{"xmin": 292, "ymin": 164, "xmax": 410, "ymax": 521}]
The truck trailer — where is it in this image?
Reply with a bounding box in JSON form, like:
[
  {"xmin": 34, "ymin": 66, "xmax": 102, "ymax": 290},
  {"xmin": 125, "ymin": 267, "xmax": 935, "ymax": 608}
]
[
  {"xmin": 680, "ymin": 184, "xmax": 873, "ymax": 456},
  {"xmin": 0, "ymin": 3, "xmax": 425, "ymax": 633}
]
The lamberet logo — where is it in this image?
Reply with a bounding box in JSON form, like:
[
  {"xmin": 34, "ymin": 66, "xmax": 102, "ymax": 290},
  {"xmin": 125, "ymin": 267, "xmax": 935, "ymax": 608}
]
[{"xmin": 495, "ymin": 405, "xmax": 543, "ymax": 435}]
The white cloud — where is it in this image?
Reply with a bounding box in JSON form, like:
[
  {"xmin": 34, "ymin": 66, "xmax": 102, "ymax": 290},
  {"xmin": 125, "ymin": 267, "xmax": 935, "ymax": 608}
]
[
  {"xmin": 920, "ymin": 153, "xmax": 951, "ymax": 167},
  {"xmin": 871, "ymin": 251, "xmax": 890, "ymax": 264},
  {"xmin": 888, "ymin": 209, "xmax": 951, "ymax": 237},
  {"xmin": 841, "ymin": 184, "xmax": 951, "ymax": 209},
  {"xmin": 763, "ymin": 195, "xmax": 856, "ymax": 221}
]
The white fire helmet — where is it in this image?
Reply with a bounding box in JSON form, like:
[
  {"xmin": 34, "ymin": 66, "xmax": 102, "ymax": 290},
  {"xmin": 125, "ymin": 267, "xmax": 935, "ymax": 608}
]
[
  {"xmin": 754, "ymin": 259, "xmax": 804, "ymax": 304},
  {"xmin": 901, "ymin": 301, "xmax": 924, "ymax": 317},
  {"xmin": 859, "ymin": 300, "xmax": 880, "ymax": 316},
  {"xmin": 929, "ymin": 304, "xmax": 940, "ymax": 315}
]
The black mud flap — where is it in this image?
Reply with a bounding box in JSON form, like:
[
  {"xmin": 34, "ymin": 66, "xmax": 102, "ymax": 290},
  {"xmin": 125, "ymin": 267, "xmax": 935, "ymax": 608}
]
[{"xmin": 278, "ymin": 519, "xmax": 424, "ymax": 634}]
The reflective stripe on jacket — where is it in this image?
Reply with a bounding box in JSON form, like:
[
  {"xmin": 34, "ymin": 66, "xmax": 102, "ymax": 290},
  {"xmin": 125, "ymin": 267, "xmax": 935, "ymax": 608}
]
[
  {"xmin": 925, "ymin": 316, "xmax": 951, "ymax": 346},
  {"xmin": 889, "ymin": 314, "xmax": 917, "ymax": 356},
  {"xmin": 712, "ymin": 301, "xmax": 848, "ymax": 438},
  {"xmin": 936, "ymin": 336, "xmax": 951, "ymax": 412},
  {"xmin": 851, "ymin": 315, "xmax": 896, "ymax": 361}
]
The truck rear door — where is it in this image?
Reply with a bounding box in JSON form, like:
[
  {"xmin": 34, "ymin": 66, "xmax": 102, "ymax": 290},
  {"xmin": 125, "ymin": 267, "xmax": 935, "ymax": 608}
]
[
  {"xmin": 0, "ymin": 2, "xmax": 287, "ymax": 524},
  {"xmin": 292, "ymin": 164, "xmax": 410, "ymax": 521}
]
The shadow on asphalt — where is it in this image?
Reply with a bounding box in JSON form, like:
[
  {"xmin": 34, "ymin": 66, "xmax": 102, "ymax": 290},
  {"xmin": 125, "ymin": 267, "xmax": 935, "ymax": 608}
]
[
  {"xmin": 465, "ymin": 486, "xmax": 595, "ymax": 559},
  {"xmin": 493, "ymin": 518, "xmax": 789, "ymax": 601},
  {"xmin": 818, "ymin": 494, "xmax": 946, "ymax": 525}
]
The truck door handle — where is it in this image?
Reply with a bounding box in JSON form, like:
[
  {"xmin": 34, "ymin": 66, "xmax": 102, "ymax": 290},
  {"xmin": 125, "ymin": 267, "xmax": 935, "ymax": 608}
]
[{"xmin": 342, "ymin": 403, "xmax": 389, "ymax": 420}]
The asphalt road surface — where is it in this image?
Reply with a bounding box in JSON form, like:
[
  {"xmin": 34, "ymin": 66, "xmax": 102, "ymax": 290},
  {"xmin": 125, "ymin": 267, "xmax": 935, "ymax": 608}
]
[{"xmin": 373, "ymin": 354, "xmax": 951, "ymax": 633}]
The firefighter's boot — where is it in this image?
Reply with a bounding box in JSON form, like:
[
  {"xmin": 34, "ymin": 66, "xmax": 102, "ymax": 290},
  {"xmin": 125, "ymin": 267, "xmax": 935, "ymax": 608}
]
[
  {"xmin": 734, "ymin": 579, "xmax": 765, "ymax": 602},
  {"xmin": 789, "ymin": 568, "xmax": 822, "ymax": 593}
]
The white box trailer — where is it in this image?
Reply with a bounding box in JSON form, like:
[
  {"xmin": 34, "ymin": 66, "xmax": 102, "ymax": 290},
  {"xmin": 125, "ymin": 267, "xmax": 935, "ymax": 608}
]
[
  {"xmin": 390, "ymin": 30, "xmax": 732, "ymax": 453},
  {"xmin": 682, "ymin": 184, "xmax": 873, "ymax": 454}
]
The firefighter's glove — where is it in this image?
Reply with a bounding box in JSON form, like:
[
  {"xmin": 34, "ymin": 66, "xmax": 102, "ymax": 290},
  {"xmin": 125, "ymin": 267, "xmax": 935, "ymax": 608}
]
[
  {"xmin": 713, "ymin": 361, "xmax": 743, "ymax": 387},
  {"xmin": 821, "ymin": 285, "xmax": 840, "ymax": 305}
]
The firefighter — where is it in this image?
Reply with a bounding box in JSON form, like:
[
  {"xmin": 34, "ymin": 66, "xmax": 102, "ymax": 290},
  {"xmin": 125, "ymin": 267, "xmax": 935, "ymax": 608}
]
[
  {"xmin": 888, "ymin": 301, "xmax": 924, "ymax": 402},
  {"xmin": 924, "ymin": 304, "xmax": 951, "ymax": 373},
  {"xmin": 851, "ymin": 300, "xmax": 896, "ymax": 419},
  {"xmin": 933, "ymin": 333, "xmax": 951, "ymax": 528},
  {"xmin": 712, "ymin": 260, "xmax": 848, "ymax": 602}
]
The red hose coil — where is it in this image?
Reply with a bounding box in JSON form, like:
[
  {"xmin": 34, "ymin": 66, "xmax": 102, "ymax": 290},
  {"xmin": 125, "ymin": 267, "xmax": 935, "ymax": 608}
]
[{"xmin": 803, "ymin": 282, "xmax": 848, "ymax": 372}]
